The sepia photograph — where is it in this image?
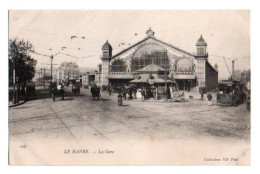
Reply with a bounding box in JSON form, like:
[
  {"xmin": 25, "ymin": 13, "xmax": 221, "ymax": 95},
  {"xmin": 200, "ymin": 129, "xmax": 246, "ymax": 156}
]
[{"xmin": 8, "ymin": 10, "xmax": 250, "ymax": 165}]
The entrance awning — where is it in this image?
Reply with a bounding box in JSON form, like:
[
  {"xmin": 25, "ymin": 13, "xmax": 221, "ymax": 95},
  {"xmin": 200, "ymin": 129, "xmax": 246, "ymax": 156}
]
[
  {"xmin": 173, "ymin": 74, "xmax": 196, "ymax": 79},
  {"xmin": 106, "ymin": 74, "xmax": 134, "ymax": 79},
  {"xmin": 130, "ymin": 78, "xmax": 175, "ymax": 84},
  {"xmin": 129, "ymin": 78, "xmax": 148, "ymax": 83}
]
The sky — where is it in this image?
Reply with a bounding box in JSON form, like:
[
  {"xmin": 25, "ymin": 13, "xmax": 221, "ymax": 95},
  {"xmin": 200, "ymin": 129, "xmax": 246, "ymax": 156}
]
[{"xmin": 9, "ymin": 10, "xmax": 250, "ymax": 79}]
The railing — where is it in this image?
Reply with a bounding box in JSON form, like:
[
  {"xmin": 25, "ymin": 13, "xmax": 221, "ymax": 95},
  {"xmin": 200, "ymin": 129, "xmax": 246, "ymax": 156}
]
[
  {"xmin": 173, "ymin": 71, "xmax": 194, "ymax": 75},
  {"xmin": 110, "ymin": 72, "xmax": 134, "ymax": 75},
  {"xmin": 196, "ymin": 53, "xmax": 208, "ymax": 57}
]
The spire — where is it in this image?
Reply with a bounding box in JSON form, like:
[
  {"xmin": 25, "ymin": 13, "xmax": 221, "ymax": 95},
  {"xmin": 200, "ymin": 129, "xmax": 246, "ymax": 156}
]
[{"xmin": 196, "ymin": 34, "xmax": 207, "ymax": 46}]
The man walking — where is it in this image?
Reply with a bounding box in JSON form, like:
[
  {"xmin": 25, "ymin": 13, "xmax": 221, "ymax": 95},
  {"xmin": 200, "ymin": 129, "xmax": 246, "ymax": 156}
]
[
  {"xmin": 141, "ymin": 88, "xmax": 145, "ymax": 101},
  {"xmin": 200, "ymin": 91, "xmax": 204, "ymax": 100},
  {"xmin": 207, "ymin": 92, "xmax": 212, "ymax": 106}
]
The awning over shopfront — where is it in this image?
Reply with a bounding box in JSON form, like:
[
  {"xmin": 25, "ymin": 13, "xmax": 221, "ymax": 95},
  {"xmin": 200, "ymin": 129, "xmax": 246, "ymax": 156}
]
[
  {"xmin": 130, "ymin": 78, "xmax": 148, "ymax": 83},
  {"xmin": 106, "ymin": 74, "xmax": 134, "ymax": 79},
  {"xmin": 130, "ymin": 78, "xmax": 175, "ymax": 84},
  {"xmin": 173, "ymin": 74, "xmax": 196, "ymax": 80},
  {"xmin": 149, "ymin": 79, "xmax": 175, "ymax": 84}
]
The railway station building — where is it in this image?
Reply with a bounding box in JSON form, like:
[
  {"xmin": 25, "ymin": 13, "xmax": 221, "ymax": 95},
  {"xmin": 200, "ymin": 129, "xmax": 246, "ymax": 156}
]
[{"xmin": 100, "ymin": 28, "xmax": 218, "ymax": 92}]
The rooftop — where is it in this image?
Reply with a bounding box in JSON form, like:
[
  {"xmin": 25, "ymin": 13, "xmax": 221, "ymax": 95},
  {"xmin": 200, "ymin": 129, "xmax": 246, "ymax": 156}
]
[{"xmin": 136, "ymin": 64, "xmax": 166, "ymax": 73}]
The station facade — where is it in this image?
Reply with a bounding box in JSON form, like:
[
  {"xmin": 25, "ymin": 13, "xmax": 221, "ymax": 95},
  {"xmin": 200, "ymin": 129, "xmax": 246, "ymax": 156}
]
[{"xmin": 100, "ymin": 28, "xmax": 218, "ymax": 91}]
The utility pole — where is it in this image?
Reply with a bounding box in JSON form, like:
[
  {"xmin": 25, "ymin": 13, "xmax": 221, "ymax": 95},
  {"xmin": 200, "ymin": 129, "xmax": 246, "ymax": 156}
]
[
  {"xmin": 165, "ymin": 51, "xmax": 168, "ymax": 101},
  {"xmin": 40, "ymin": 68, "xmax": 43, "ymax": 86},
  {"xmin": 50, "ymin": 55, "xmax": 54, "ymax": 85},
  {"xmin": 232, "ymin": 59, "xmax": 235, "ymax": 80},
  {"xmin": 16, "ymin": 76, "xmax": 19, "ymax": 103},
  {"xmin": 43, "ymin": 68, "xmax": 45, "ymax": 88},
  {"xmin": 12, "ymin": 43, "xmax": 16, "ymax": 104},
  {"xmin": 68, "ymin": 71, "xmax": 70, "ymax": 86}
]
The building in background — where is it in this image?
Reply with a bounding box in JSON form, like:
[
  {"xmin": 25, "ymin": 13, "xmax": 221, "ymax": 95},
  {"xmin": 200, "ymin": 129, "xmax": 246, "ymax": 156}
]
[
  {"xmin": 100, "ymin": 28, "xmax": 218, "ymax": 91},
  {"xmin": 33, "ymin": 67, "xmax": 58, "ymax": 84},
  {"xmin": 57, "ymin": 62, "xmax": 80, "ymax": 85}
]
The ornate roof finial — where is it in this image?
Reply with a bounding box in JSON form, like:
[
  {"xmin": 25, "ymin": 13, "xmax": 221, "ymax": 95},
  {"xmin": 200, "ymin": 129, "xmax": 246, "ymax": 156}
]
[{"xmin": 146, "ymin": 27, "xmax": 155, "ymax": 37}]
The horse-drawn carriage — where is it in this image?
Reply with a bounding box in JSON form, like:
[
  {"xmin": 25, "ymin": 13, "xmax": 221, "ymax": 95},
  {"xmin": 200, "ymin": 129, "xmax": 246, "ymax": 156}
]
[
  {"xmin": 51, "ymin": 83, "xmax": 65, "ymax": 101},
  {"xmin": 72, "ymin": 82, "xmax": 80, "ymax": 96},
  {"xmin": 90, "ymin": 86, "xmax": 101, "ymax": 100},
  {"xmin": 217, "ymin": 80, "xmax": 246, "ymax": 106}
]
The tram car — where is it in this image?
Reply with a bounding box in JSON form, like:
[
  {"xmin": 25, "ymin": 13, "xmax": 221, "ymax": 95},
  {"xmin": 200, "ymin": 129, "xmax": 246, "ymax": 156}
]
[{"xmin": 217, "ymin": 80, "xmax": 246, "ymax": 106}]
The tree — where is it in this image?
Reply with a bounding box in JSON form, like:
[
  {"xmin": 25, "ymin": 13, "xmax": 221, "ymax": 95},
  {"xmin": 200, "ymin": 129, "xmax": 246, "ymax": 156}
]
[{"xmin": 9, "ymin": 39, "xmax": 37, "ymax": 90}]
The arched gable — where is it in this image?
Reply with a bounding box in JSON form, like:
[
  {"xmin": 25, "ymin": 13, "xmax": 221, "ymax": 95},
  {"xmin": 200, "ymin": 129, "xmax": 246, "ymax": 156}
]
[{"xmin": 110, "ymin": 59, "xmax": 127, "ymax": 72}]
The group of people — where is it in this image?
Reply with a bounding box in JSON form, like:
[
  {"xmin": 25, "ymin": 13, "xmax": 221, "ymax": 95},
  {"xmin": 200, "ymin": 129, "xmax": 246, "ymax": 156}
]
[
  {"xmin": 112, "ymin": 85, "xmax": 214, "ymax": 106},
  {"xmin": 114, "ymin": 85, "xmax": 179, "ymax": 102}
]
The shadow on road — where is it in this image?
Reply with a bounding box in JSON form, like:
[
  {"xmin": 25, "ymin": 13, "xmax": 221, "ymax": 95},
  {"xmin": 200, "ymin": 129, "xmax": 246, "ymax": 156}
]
[
  {"xmin": 25, "ymin": 88, "xmax": 76, "ymax": 101},
  {"xmin": 100, "ymin": 98, "xmax": 111, "ymax": 101},
  {"xmin": 63, "ymin": 97, "xmax": 73, "ymax": 101}
]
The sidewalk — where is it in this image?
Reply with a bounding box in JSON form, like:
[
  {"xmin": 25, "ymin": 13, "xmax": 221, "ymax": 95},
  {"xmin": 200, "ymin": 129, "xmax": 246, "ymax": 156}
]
[
  {"xmin": 8, "ymin": 99, "xmax": 26, "ymax": 108},
  {"xmin": 8, "ymin": 86, "xmax": 47, "ymax": 108}
]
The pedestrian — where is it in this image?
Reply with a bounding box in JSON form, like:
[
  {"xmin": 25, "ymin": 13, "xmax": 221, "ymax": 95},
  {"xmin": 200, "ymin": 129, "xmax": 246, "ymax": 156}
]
[
  {"xmin": 133, "ymin": 88, "xmax": 137, "ymax": 99},
  {"xmin": 141, "ymin": 88, "xmax": 145, "ymax": 101},
  {"xmin": 207, "ymin": 92, "xmax": 212, "ymax": 106},
  {"xmin": 128, "ymin": 89, "xmax": 133, "ymax": 100},
  {"xmin": 153, "ymin": 89, "xmax": 156, "ymax": 100},
  {"xmin": 108, "ymin": 86, "xmax": 112, "ymax": 95},
  {"xmin": 123, "ymin": 89, "xmax": 127, "ymax": 100},
  {"xmin": 156, "ymin": 88, "xmax": 159, "ymax": 100},
  {"xmin": 200, "ymin": 92, "xmax": 204, "ymax": 101},
  {"xmin": 118, "ymin": 92, "xmax": 123, "ymax": 106}
]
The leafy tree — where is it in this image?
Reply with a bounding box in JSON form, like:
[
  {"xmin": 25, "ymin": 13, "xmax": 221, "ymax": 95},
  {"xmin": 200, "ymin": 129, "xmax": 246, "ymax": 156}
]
[{"xmin": 9, "ymin": 39, "xmax": 37, "ymax": 90}]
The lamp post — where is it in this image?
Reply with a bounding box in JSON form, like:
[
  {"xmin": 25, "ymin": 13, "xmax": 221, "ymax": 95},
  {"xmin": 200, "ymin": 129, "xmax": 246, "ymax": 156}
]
[{"xmin": 165, "ymin": 51, "xmax": 168, "ymax": 101}]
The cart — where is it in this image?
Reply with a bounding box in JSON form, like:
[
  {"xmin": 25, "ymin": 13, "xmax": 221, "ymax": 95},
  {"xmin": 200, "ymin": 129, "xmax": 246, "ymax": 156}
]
[
  {"xmin": 72, "ymin": 83, "xmax": 80, "ymax": 96},
  {"xmin": 91, "ymin": 86, "xmax": 101, "ymax": 100}
]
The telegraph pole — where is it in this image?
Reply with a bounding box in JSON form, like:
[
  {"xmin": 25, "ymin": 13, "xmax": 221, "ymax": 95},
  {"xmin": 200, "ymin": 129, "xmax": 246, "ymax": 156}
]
[
  {"xmin": 12, "ymin": 43, "xmax": 16, "ymax": 104},
  {"xmin": 50, "ymin": 55, "xmax": 54, "ymax": 84},
  {"xmin": 165, "ymin": 51, "xmax": 168, "ymax": 101},
  {"xmin": 40, "ymin": 68, "xmax": 43, "ymax": 86},
  {"xmin": 43, "ymin": 67, "xmax": 45, "ymax": 88}
]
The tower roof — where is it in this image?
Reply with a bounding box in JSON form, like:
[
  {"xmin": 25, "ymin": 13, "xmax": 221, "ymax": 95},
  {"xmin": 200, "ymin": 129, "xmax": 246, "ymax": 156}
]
[
  {"xmin": 196, "ymin": 35, "xmax": 207, "ymax": 46},
  {"xmin": 102, "ymin": 40, "xmax": 113, "ymax": 50}
]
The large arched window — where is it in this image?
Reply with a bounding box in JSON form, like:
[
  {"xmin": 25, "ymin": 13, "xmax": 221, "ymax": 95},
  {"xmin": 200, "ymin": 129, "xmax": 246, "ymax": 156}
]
[
  {"xmin": 131, "ymin": 44, "xmax": 169, "ymax": 71},
  {"xmin": 175, "ymin": 58, "xmax": 193, "ymax": 72},
  {"xmin": 110, "ymin": 59, "xmax": 127, "ymax": 72}
]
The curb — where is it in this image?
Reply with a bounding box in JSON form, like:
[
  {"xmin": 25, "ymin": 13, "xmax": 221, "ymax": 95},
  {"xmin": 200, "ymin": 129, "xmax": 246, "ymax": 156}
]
[{"xmin": 9, "ymin": 100, "xmax": 26, "ymax": 108}]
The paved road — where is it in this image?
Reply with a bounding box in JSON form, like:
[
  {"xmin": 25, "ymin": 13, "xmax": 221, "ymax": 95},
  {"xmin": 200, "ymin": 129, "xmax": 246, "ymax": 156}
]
[{"xmin": 9, "ymin": 87, "xmax": 250, "ymax": 143}]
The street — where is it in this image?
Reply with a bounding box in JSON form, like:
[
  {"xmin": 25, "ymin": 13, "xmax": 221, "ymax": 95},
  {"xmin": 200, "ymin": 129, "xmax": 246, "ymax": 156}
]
[
  {"xmin": 8, "ymin": 87, "xmax": 251, "ymax": 165},
  {"xmin": 9, "ymin": 87, "xmax": 250, "ymax": 142}
]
